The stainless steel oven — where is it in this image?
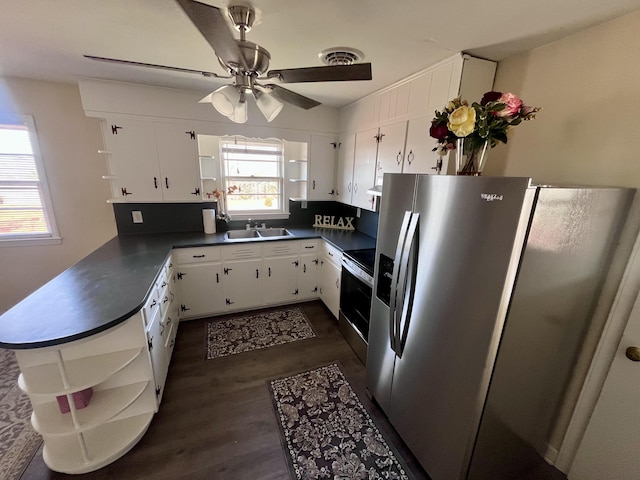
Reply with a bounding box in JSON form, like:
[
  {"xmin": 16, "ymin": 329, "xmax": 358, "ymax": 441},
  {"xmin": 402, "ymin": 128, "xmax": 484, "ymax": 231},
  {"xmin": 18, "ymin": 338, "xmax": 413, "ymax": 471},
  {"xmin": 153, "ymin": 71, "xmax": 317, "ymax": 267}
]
[{"xmin": 339, "ymin": 248, "xmax": 375, "ymax": 365}]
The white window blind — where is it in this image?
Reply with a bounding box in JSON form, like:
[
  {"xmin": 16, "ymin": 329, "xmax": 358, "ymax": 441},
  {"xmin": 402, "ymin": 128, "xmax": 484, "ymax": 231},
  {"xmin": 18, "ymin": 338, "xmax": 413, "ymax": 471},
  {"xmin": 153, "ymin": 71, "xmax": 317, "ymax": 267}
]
[
  {"xmin": 0, "ymin": 115, "xmax": 59, "ymax": 244},
  {"xmin": 220, "ymin": 136, "xmax": 285, "ymax": 215}
]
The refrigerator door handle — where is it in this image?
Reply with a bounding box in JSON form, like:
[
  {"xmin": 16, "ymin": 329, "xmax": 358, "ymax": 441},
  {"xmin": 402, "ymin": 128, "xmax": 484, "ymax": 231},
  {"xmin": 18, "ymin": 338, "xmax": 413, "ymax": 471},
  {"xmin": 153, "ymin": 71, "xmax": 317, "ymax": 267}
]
[
  {"xmin": 396, "ymin": 212, "xmax": 419, "ymax": 357},
  {"xmin": 389, "ymin": 211, "xmax": 412, "ymax": 354}
]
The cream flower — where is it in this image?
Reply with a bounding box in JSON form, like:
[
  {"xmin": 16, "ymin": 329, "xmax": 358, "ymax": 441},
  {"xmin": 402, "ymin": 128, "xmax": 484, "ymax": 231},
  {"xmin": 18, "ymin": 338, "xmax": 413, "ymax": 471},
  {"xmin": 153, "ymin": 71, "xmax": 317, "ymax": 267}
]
[{"xmin": 447, "ymin": 106, "xmax": 476, "ymax": 137}]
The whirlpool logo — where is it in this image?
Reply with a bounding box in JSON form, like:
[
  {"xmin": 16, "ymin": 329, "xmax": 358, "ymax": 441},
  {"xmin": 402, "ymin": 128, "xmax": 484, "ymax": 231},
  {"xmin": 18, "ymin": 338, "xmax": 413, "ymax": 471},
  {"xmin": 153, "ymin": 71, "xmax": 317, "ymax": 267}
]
[{"xmin": 481, "ymin": 193, "xmax": 504, "ymax": 202}]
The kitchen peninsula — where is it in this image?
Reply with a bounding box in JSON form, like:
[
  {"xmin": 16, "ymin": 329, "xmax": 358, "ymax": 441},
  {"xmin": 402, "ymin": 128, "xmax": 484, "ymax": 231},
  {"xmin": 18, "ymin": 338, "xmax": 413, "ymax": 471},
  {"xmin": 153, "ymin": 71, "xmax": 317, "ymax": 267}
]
[{"xmin": 0, "ymin": 228, "xmax": 375, "ymax": 473}]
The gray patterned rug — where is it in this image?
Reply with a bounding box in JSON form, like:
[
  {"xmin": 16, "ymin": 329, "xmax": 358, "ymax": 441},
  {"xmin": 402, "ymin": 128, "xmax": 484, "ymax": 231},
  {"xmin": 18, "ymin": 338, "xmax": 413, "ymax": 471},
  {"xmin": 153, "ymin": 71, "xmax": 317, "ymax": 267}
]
[
  {"xmin": 270, "ymin": 363, "xmax": 412, "ymax": 480},
  {"xmin": 206, "ymin": 307, "xmax": 316, "ymax": 360},
  {"xmin": 0, "ymin": 348, "xmax": 42, "ymax": 479}
]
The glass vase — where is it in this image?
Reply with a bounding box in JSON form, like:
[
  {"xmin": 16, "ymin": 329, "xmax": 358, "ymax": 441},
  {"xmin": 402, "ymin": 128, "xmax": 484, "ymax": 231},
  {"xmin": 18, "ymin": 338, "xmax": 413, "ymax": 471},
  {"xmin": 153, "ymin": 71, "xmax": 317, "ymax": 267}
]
[{"xmin": 455, "ymin": 138, "xmax": 489, "ymax": 176}]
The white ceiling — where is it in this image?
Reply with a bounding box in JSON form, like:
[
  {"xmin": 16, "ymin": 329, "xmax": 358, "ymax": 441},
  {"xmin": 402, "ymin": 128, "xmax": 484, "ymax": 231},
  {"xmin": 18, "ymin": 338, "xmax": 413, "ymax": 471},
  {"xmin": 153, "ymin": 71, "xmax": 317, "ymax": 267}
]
[{"xmin": 2, "ymin": 0, "xmax": 640, "ymax": 108}]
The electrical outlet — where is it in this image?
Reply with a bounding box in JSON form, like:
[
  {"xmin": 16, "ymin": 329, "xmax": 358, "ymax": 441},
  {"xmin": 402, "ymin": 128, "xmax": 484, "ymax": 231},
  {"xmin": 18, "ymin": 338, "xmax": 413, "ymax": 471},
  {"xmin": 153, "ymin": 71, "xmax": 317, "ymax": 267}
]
[
  {"xmin": 132, "ymin": 211, "xmax": 143, "ymax": 223},
  {"xmin": 356, "ymin": 208, "xmax": 361, "ymax": 218},
  {"xmin": 301, "ymin": 200, "xmax": 308, "ymax": 209}
]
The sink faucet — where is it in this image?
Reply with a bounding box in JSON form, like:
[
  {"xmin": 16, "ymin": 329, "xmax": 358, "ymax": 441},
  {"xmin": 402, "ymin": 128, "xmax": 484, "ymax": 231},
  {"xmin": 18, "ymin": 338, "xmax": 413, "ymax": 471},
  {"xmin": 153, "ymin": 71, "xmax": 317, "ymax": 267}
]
[{"xmin": 246, "ymin": 218, "xmax": 260, "ymax": 229}]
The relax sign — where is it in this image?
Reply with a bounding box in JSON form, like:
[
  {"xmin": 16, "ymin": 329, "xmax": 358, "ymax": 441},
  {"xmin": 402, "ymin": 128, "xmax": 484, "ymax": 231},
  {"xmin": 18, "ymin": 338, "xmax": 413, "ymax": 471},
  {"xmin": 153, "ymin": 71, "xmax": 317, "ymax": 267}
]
[{"xmin": 313, "ymin": 215, "xmax": 355, "ymax": 231}]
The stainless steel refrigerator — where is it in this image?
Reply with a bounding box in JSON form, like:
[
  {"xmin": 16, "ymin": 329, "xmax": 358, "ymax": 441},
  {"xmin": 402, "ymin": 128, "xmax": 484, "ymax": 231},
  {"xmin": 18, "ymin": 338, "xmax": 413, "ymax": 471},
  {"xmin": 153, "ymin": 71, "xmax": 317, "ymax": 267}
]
[{"xmin": 367, "ymin": 174, "xmax": 634, "ymax": 480}]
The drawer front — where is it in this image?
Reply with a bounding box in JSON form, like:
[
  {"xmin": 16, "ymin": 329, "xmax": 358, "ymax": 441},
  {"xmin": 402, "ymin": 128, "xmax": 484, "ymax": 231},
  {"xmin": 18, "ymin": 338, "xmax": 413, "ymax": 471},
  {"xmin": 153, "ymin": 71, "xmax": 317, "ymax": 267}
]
[
  {"xmin": 299, "ymin": 239, "xmax": 319, "ymax": 253},
  {"xmin": 262, "ymin": 240, "xmax": 300, "ymax": 257},
  {"xmin": 174, "ymin": 246, "xmax": 221, "ymax": 264},
  {"xmin": 321, "ymin": 240, "xmax": 342, "ymax": 266},
  {"xmin": 221, "ymin": 243, "xmax": 262, "ymax": 260}
]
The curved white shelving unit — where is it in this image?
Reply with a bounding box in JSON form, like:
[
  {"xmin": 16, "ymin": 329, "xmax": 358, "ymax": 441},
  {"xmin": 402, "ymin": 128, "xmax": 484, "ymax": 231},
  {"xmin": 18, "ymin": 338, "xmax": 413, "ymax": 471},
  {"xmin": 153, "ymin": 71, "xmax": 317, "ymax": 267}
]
[
  {"xmin": 30, "ymin": 381, "xmax": 150, "ymax": 435},
  {"xmin": 12, "ymin": 256, "xmax": 178, "ymax": 474},
  {"xmin": 18, "ymin": 347, "xmax": 143, "ymax": 395},
  {"xmin": 42, "ymin": 412, "xmax": 154, "ymax": 474}
]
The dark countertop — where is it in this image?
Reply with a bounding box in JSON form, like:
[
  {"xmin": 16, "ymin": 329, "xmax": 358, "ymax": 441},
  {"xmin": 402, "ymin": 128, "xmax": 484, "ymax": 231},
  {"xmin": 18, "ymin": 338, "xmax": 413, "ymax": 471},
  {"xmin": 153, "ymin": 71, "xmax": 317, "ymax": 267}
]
[{"xmin": 0, "ymin": 228, "xmax": 376, "ymax": 350}]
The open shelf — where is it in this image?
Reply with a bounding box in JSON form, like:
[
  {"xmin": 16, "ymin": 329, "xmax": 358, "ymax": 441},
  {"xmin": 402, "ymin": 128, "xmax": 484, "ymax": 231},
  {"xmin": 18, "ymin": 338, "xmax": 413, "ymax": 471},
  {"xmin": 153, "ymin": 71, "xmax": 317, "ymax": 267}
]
[
  {"xmin": 18, "ymin": 348, "xmax": 143, "ymax": 395},
  {"xmin": 42, "ymin": 412, "xmax": 154, "ymax": 474},
  {"xmin": 31, "ymin": 381, "xmax": 151, "ymax": 435}
]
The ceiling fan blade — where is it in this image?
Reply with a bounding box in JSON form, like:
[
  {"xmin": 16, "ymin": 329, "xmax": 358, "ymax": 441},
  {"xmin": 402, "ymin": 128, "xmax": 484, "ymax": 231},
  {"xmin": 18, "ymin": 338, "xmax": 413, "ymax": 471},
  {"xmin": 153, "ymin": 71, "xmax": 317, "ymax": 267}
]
[
  {"xmin": 262, "ymin": 85, "xmax": 321, "ymax": 110},
  {"xmin": 175, "ymin": 0, "xmax": 247, "ymax": 71},
  {"xmin": 83, "ymin": 55, "xmax": 224, "ymax": 78},
  {"xmin": 267, "ymin": 63, "xmax": 372, "ymax": 83}
]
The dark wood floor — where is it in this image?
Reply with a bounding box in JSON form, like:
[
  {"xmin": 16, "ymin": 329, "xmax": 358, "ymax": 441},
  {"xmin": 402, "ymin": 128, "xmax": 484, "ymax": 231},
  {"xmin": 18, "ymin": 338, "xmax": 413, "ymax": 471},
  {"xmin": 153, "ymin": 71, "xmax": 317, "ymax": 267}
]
[
  {"xmin": 20, "ymin": 301, "xmax": 428, "ymax": 480},
  {"xmin": 20, "ymin": 301, "xmax": 567, "ymax": 480}
]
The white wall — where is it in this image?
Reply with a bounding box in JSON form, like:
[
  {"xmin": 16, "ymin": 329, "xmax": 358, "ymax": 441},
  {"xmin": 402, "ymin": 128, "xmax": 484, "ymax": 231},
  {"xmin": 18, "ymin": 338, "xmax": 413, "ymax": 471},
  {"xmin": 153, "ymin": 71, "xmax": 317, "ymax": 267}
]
[
  {"xmin": 0, "ymin": 78, "xmax": 117, "ymax": 313},
  {"xmin": 485, "ymin": 10, "xmax": 640, "ymax": 190},
  {"xmin": 485, "ymin": 9, "xmax": 640, "ymax": 464}
]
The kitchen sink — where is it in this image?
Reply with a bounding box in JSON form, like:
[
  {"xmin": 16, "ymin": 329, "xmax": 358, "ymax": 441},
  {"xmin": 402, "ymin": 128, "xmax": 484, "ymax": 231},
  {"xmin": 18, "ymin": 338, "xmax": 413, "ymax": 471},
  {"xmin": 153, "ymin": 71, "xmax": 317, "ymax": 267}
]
[
  {"xmin": 226, "ymin": 229, "xmax": 261, "ymax": 240},
  {"xmin": 257, "ymin": 228, "xmax": 292, "ymax": 237}
]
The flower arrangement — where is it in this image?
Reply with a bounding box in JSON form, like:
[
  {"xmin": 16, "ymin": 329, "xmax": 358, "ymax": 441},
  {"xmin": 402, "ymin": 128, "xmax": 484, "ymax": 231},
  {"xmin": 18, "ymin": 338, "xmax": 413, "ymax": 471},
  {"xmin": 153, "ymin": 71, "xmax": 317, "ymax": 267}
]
[
  {"xmin": 210, "ymin": 185, "xmax": 239, "ymax": 220},
  {"xmin": 430, "ymin": 91, "xmax": 540, "ymax": 174}
]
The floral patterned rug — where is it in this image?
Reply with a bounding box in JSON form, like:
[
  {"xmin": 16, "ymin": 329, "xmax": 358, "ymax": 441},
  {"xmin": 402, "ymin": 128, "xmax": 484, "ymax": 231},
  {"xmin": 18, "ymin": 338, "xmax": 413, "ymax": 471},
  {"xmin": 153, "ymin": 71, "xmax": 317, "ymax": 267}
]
[
  {"xmin": 206, "ymin": 307, "xmax": 316, "ymax": 360},
  {"xmin": 270, "ymin": 363, "xmax": 412, "ymax": 480},
  {"xmin": 0, "ymin": 348, "xmax": 42, "ymax": 480}
]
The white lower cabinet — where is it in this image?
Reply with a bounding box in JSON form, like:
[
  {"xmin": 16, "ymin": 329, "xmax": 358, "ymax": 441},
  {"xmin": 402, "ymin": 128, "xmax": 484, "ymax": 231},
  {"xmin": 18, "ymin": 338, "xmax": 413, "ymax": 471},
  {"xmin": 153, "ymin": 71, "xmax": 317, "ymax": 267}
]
[
  {"xmin": 263, "ymin": 255, "xmax": 300, "ymax": 304},
  {"xmin": 175, "ymin": 239, "xmax": 323, "ymax": 319},
  {"xmin": 222, "ymin": 258, "xmax": 263, "ymax": 310},
  {"xmin": 319, "ymin": 241, "xmax": 342, "ymax": 319},
  {"xmin": 146, "ymin": 304, "xmax": 167, "ymax": 404},
  {"xmin": 176, "ymin": 262, "xmax": 225, "ymax": 318},
  {"xmin": 299, "ymin": 253, "xmax": 319, "ymax": 299},
  {"xmin": 14, "ymin": 313, "xmax": 157, "ymax": 474}
]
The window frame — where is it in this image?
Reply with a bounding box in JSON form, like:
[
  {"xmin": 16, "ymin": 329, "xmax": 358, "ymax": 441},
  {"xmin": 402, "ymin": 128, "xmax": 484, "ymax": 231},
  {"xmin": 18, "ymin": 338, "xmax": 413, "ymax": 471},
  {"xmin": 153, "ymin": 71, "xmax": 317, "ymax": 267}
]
[
  {"xmin": 219, "ymin": 136, "xmax": 289, "ymax": 221},
  {"xmin": 0, "ymin": 113, "xmax": 61, "ymax": 246}
]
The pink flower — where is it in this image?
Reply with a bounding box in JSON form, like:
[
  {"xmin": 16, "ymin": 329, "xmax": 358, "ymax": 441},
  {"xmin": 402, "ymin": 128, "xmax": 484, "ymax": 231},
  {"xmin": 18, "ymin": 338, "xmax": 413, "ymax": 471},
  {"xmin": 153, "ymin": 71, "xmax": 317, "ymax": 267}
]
[{"xmin": 496, "ymin": 93, "xmax": 523, "ymax": 118}]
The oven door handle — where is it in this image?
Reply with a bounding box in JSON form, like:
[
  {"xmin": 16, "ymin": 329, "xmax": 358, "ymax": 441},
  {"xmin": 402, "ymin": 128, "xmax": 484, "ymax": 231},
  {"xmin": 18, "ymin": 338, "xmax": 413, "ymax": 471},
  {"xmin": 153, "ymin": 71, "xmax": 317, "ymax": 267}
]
[{"xmin": 389, "ymin": 211, "xmax": 412, "ymax": 355}]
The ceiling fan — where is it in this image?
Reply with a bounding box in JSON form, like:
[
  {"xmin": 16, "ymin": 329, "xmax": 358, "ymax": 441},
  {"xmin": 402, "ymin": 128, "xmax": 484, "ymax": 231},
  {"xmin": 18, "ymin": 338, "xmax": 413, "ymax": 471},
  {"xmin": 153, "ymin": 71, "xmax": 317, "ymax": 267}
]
[{"xmin": 84, "ymin": 0, "xmax": 372, "ymax": 123}]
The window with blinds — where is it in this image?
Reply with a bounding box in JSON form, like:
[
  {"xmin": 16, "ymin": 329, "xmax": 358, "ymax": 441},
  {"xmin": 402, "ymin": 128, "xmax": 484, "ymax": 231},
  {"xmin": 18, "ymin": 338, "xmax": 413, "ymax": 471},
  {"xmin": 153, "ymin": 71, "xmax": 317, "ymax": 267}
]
[
  {"xmin": 220, "ymin": 137, "xmax": 284, "ymax": 215},
  {"xmin": 0, "ymin": 115, "xmax": 59, "ymax": 244}
]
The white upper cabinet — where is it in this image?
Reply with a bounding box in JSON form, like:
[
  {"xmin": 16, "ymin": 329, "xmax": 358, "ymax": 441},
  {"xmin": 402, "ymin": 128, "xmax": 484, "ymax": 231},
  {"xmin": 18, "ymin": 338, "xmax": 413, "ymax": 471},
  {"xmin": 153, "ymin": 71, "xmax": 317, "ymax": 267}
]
[
  {"xmin": 154, "ymin": 123, "xmax": 201, "ymax": 202},
  {"xmin": 374, "ymin": 122, "xmax": 408, "ymax": 185},
  {"xmin": 337, "ymin": 53, "xmax": 496, "ymax": 190},
  {"xmin": 352, "ymin": 127, "xmax": 378, "ymax": 211},
  {"xmin": 101, "ymin": 117, "xmax": 202, "ymax": 202},
  {"xmin": 335, "ymin": 133, "xmax": 356, "ymax": 205},
  {"xmin": 403, "ymin": 116, "xmax": 448, "ymax": 175},
  {"xmin": 308, "ymin": 135, "xmax": 338, "ymax": 201}
]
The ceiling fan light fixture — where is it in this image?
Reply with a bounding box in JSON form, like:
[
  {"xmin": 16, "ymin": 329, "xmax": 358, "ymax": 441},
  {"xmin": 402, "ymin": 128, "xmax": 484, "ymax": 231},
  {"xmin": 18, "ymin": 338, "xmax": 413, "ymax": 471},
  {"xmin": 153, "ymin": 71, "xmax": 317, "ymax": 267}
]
[
  {"xmin": 209, "ymin": 85, "xmax": 238, "ymax": 117},
  {"xmin": 228, "ymin": 99, "xmax": 248, "ymax": 123},
  {"xmin": 319, "ymin": 47, "xmax": 365, "ymax": 66},
  {"xmin": 255, "ymin": 91, "xmax": 284, "ymax": 122}
]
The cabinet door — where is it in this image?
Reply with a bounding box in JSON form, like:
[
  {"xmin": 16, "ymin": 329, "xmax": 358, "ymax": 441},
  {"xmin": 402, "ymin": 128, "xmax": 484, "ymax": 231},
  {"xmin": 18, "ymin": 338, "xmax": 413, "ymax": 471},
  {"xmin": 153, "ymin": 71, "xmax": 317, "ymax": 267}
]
[
  {"xmin": 375, "ymin": 121, "xmax": 408, "ymax": 185},
  {"xmin": 146, "ymin": 305, "xmax": 168, "ymax": 406},
  {"xmin": 335, "ymin": 133, "xmax": 355, "ymax": 205},
  {"xmin": 308, "ymin": 135, "xmax": 337, "ymax": 201},
  {"xmin": 222, "ymin": 259, "xmax": 263, "ymax": 310},
  {"xmin": 176, "ymin": 263, "xmax": 225, "ymax": 319},
  {"xmin": 155, "ymin": 123, "xmax": 201, "ymax": 202},
  {"xmin": 299, "ymin": 253, "xmax": 319, "ymax": 299},
  {"xmin": 352, "ymin": 127, "xmax": 378, "ymax": 211},
  {"xmin": 263, "ymin": 255, "xmax": 300, "ymax": 304},
  {"xmin": 403, "ymin": 116, "xmax": 448, "ymax": 175},
  {"xmin": 319, "ymin": 257, "xmax": 341, "ymax": 319},
  {"xmin": 103, "ymin": 118, "xmax": 162, "ymax": 201}
]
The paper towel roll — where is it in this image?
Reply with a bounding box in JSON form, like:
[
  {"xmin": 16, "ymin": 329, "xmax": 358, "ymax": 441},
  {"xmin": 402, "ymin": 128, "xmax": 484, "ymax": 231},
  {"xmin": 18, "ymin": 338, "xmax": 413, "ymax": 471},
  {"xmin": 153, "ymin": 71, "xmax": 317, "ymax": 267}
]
[{"xmin": 203, "ymin": 209, "xmax": 216, "ymax": 234}]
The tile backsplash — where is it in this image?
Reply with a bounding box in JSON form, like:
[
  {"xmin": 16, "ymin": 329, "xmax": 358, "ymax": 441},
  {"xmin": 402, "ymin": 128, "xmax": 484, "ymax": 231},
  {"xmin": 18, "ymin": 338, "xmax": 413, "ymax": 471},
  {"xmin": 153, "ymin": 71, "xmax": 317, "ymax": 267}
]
[{"xmin": 114, "ymin": 201, "xmax": 379, "ymax": 237}]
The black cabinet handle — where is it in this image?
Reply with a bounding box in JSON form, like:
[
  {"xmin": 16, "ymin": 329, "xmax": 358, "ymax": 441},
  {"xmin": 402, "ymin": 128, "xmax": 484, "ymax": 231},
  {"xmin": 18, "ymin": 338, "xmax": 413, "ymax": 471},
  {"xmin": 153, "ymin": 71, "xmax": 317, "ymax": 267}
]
[
  {"xmin": 292, "ymin": 260, "xmax": 299, "ymax": 267},
  {"xmin": 312, "ymin": 180, "xmax": 316, "ymax": 190},
  {"xmin": 161, "ymin": 281, "xmax": 167, "ymax": 288},
  {"xmin": 186, "ymin": 130, "xmax": 195, "ymax": 139},
  {"xmin": 192, "ymin": 254, "xmax": 206, "ymax": 258},
  {"xmin": 304, "ymin": 245, "xmax": 314, "ymax": 249},
  {"xmin": 150, "ymin": 299, "xmax": 157, "ymax": 308},
  {"xmin": 177, "ymin": 272, "xmax": 186, "ymax": 280},
  {"xmin": 121, "ymin": 187, "xmax": 133, "ymax": 196},
  {"xmin": 111, "ymin": 124, "xmax": 122, "ymax": 135},
  {"xmin": 303, "ymin": 264, "xmax": 307, "ymax": 273},
  {"xmin": 256, "ymin": 269, "xmax": 259, "ymax": 279},
  {"xmin": 226, "ymin": 298, "xmax": 235, "ymax": 305},
  {"xmin": 224, "ymin": 267, "xmax": 232, "ymax": 274},
  {"xmin": 191, "ymin": 187, "xmax": 200, "ymax": 196},
  {"xmin": 154, "ymin": 177, "xmax": 158, "ymax": 189},
  {"xmin": 216, "ymin": 273, "xmax": 219, "ymax": 283},
  {"xmin": 148, "ymin": 337, "xmax": 153, "ymax": 351},
  {"xmin": 180, "ymin": 304, "xmax": 190, "ymax": 312},
  {"xmin": 165, "ymin": 177, "xmax": 169, "ymax": 189},
  {"xmin": 268, "ymin": 267, "xmax": 271, "ymax": 277},
  {"xmin": 163, "ymin": 296, "xmax": 169, "ymax": 304}
]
